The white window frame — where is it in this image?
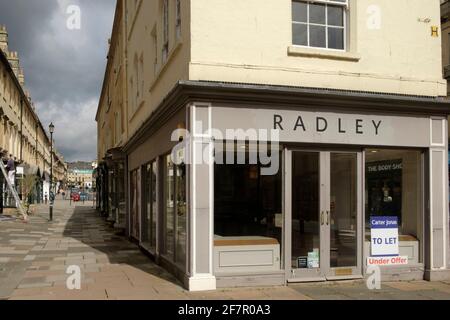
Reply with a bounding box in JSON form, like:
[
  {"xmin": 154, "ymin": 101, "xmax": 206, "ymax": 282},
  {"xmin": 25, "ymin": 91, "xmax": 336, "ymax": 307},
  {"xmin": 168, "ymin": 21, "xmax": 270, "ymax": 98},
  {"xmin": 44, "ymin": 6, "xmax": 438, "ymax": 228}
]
[{"xmin": 292, "ymin": 0, "xmax": 348, "ymax": 52}]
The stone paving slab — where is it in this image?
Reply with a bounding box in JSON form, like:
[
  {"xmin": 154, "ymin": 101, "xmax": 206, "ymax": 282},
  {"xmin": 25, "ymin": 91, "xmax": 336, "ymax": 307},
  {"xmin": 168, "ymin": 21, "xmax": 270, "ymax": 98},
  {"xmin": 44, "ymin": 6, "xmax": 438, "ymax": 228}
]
[{"xmin": 1, "ymin": 200, "xmax": 450, "ymax": 300}]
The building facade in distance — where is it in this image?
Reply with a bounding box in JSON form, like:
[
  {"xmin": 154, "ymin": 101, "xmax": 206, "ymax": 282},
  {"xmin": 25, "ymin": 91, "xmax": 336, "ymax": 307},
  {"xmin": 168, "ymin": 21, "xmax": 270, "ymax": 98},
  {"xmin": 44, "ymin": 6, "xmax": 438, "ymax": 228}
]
[
  {"xmin": 0, "ymin": 25, "xmax": 67, "ymax": 203},
  {"xmin": 98, "ymin": 0, "xmax": 450, "ymax": 291},
  {"xmin": 67, "ymin": 161, "xmax": 95, "ymax": 189}
]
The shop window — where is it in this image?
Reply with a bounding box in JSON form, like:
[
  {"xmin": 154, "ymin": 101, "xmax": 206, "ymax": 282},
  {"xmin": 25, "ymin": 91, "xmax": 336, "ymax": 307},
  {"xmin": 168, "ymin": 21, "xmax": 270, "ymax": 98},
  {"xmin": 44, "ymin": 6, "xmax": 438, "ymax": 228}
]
[
  {"xmin": 142, "ymin": 161, "xmax": 157, "ymax": 251},
  {"xmin": 164, "ymin": 155, "xmax": 175, "ymax": 258},
  {"xmin": 175, "ymin": 163, "xmax": 187, "ymax": 267},
  {"xmin": 130, "ymin": 169, "xmax": 141, "ymax": 240},
  {"xmin": 164, "ymin": 155, "xmax": 187, "ymax": 268},
  {"xmin": 292, "ymin": 0, "xmax": 347, "ymax": 50},
  {"xmin": 214, "ymin": 142, "xmax": 282, "ymax": 273},
  {"xmin": 365, "ymin": 149, "xmax": 423, "ymax": 264}
]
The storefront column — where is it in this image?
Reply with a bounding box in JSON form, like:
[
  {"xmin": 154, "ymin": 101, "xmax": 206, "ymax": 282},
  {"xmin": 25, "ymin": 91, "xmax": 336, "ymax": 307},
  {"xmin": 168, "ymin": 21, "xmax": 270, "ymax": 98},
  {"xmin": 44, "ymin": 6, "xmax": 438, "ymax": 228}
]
[
  {"xmin": 425, "ymin": 117, "xmax": 450, "ymax": 280},
  {"xmin": 187, "ymin": 103, "xmax": 216, "ymax": 291}
]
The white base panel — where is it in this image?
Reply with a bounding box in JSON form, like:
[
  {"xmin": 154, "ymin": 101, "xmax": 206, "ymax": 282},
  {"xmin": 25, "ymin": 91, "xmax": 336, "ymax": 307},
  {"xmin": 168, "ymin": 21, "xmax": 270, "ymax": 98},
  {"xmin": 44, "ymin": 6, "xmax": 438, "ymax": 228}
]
[{"xmin": 188, "ymin": 274, "xmax": 217, "ymax": 292}]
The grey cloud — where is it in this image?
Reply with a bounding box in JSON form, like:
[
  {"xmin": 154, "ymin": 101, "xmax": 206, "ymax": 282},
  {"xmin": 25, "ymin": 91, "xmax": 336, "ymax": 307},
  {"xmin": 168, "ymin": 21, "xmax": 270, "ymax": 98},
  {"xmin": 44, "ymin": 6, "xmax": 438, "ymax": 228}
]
[{"xmin": 0, "ymin": 0, "xmax": 115, "ymax": 161}]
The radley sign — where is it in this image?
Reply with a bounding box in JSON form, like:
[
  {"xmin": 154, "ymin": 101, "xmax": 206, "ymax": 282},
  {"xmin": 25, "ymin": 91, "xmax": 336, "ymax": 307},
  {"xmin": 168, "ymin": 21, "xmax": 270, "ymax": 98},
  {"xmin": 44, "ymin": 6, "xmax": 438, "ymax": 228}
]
[
  {"xmin": 273, "ymin": 114, "xmax": 383, "ymax": 136},
  {"xmin": 211, "ymin": 107, "xmax": 431, "ymax": 148}
]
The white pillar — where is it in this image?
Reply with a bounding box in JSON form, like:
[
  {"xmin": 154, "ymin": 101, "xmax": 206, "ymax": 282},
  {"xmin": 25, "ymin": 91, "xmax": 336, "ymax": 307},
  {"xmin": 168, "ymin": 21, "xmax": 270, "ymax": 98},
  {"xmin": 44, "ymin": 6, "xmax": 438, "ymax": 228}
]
[{"xmin": 187, "ymin": 103, "xmax": 216, "ymax": 291}]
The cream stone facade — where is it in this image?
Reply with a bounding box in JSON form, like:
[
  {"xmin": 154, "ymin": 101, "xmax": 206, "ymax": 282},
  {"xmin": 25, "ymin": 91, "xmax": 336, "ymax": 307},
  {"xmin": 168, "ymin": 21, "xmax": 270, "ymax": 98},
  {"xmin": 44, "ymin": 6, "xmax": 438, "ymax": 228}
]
[
  {"xmin": 0, "ymin": 25, "xmax": 67, "ymax": 203},
  {"xmin": 98, "ymin": 0, "xmax": 450, "ymax": 291}
]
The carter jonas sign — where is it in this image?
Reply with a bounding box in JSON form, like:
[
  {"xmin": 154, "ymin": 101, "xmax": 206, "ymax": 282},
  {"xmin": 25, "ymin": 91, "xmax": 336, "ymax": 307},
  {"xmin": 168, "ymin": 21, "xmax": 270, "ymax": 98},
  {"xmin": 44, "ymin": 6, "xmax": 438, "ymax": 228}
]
[{"xmin": 273, "ymin": 115, "xmax": 383, "ymax": 136}]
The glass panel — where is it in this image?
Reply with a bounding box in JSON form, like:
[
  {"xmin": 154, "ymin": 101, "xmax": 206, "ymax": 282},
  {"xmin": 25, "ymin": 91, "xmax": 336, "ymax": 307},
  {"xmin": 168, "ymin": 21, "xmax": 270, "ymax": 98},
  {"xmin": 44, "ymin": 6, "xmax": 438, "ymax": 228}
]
[
  {"xmin": 292, "ymin": 1, "xmax": 307, "ymax": 22},
  {"xmin": 328, "ymin": 6, "xmax": 344, "ymax": 27},
  {"xmin": 141, "ymin": 164, "xmax": 151, "ymax": 247},
  {"xmin": 292, "ymin": 152, "xmax": 320, "ymax": 269},
  {"xmin": 328, "ymin": 27, "xmax": 344, "ymax": 50},
  {"xmin": 293, "ymin": 23, "xmax": 308, "ymax": 46},
  {"xmin": 117, "ymin": 163, "xmax": 126, "ymax": 228},
  {"xmin": 330, "ymin": 153, "xmax": 357, "ymax": 268},
  {"xmin": 130, "ymin": 170, "xmax": 139, "ymax": 239},
  {"xmin": 309, "ymin": 3, "xmax": 326, "ymax": 24},
  {"xmin": 310, "ymin": 25, "xmax": 326, "ymax": 48},
  {"xmin": 165, "ymin": 156, "xmax": 175, "ymax": 259},
  {"xmin": 151, "ymin": 163, "xmax": 157, "ymax": 248},
  {"xmin": 176, "ymin": 164, "xmax": 187, "ymax": 268},
  {"xmin": 214, "ymin": 142, "xmax": 283, "ymax": 271},
  {"xmin": 365, "ymin": 149, "xmax": 423, "ymax": 264}
]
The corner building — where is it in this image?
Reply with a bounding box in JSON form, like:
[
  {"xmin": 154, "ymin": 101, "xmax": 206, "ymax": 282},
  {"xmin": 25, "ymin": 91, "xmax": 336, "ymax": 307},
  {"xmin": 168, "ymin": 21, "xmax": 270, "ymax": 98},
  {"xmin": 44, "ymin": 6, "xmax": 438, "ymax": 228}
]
[{"xmin": 97, "ymin": 0, "xmax": 450, "ymax": 291}]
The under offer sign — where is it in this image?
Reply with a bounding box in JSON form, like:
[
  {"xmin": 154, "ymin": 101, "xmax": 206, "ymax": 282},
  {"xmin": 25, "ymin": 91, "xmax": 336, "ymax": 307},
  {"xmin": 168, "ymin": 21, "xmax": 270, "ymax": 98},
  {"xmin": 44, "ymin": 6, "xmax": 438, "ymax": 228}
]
[{"xmin": 368, "ymin": 216, "xmax": 408, "ymax": 266}]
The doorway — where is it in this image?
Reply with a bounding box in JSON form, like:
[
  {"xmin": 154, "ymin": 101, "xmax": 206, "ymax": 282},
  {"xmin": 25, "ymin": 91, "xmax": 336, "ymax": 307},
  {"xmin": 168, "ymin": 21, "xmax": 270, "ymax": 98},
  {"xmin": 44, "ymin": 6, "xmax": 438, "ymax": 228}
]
[{"xmin": 285, "ymin": 149, "xmax": 363, "ymax": 281}]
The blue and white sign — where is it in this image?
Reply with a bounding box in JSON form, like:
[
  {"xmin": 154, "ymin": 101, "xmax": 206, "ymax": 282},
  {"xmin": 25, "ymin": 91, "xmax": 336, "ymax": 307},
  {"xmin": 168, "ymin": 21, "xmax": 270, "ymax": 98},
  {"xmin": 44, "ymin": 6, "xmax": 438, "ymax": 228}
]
[{"xmin": 370, "ymin": 216, "xmax": 399, "ymax": 257}]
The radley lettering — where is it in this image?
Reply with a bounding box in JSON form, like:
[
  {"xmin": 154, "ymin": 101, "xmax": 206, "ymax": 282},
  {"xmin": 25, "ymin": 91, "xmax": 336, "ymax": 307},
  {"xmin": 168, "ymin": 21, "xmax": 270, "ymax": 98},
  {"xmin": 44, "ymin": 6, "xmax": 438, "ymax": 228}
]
[{"xmin": 274, "ymin": 114, "xmax": 382, "ymax": 136}]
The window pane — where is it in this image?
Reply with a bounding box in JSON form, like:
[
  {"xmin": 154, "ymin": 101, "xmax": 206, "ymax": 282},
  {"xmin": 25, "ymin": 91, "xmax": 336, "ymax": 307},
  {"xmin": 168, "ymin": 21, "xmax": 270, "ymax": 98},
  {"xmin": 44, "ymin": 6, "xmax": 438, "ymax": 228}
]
[
  {"xmin": 214, "ymin": 142, "xmax": 283, "ymax": 273},
  {"xmin": 365, "ymin": 149, "xmax": 423, "ymax": 264},
  {"xmin": 330, "ymin": 153, "xmax": 357, "ymax": 268},
  {"xmin": 328, "ymin": 27, "xmax": 344, "ymax": 50},
  {"xmin": 151, "ymin": 163, "xmax": 157, "ymax": 248},
  {"xmin": 292, "ymin": 1, "xmax": 307, "ymax": 23},
  {"xmin": 310, "ymin": 25, "xmax": 326, "ymax": 48},
  {"xmin": 165, "ymin": 156, "xmax": 175, "ymax": 259},
  {"xmin": 292, "ymin": 152, "xmax": 320, "ymax": 269},
  {"xmin": 328, "ymin": 6, "xmax": 344, "ymax": 27},
  {"xmin": 293, "ymin": 23, "xmax": 308, "ymax": 46},
  {"xmin": 176, "ymin": 164, "xmax": 187, "ymax": 268},
  {"xmin": 309, "ymin": 3, "xmax": 326, "ymax": 25}
]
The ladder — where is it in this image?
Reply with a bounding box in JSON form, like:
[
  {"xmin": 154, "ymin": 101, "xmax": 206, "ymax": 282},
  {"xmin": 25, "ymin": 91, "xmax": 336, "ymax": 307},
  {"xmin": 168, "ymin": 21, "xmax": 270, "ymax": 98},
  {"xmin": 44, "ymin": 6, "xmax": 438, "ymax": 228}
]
[{"xmin": 0, "ymin": 160, "xmax": 28, "ymax": 222}]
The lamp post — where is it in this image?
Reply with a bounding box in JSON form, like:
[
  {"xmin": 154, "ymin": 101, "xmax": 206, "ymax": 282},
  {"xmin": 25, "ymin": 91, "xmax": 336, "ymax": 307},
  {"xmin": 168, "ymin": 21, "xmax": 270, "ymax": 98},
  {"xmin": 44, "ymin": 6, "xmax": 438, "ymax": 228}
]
[{"xmin": 49, "ymin": 122, "xmax": 54, "ymax": 221}]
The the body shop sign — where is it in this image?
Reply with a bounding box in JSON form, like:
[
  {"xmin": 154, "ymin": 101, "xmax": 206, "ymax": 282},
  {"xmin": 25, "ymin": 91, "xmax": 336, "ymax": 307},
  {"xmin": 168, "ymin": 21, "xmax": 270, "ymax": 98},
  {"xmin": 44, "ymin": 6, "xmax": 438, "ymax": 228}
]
[{"xmin": 367, "ymin": 216, "xmax": 408, "ymax": 266}]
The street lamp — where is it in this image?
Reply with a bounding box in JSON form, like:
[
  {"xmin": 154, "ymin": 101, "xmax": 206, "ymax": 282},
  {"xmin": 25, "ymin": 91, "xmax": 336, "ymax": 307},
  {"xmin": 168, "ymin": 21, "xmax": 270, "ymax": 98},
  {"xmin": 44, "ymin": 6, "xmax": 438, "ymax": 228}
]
[{"xmin": 49, "ymin": 122, "xmax": 54, "ymax": 221}]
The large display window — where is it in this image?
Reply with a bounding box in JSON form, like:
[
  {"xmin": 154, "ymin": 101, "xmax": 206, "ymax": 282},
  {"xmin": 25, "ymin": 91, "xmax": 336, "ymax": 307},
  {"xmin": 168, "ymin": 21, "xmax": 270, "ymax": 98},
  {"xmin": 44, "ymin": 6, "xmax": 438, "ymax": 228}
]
[
  {"xmin": 142, "ymin": 161, "xmax": 157, "ymax": 251},
  {"xmin": 365, "ymin": 149, "xmax": 423, "ymax": 264},
  {"xmin": 130, "ymin": 169, "xmax": 141, "ymax": 240},
  {"xmin": 214, "ymin": 142, "xmax": 283, "ymax": 273},
  {"xmin": 163, "ymin": 155, "xmax": 187, "ymax": 269},
  {"xmin": 164, "ymin": 156, "xmax": 175, "ymax": 258}
]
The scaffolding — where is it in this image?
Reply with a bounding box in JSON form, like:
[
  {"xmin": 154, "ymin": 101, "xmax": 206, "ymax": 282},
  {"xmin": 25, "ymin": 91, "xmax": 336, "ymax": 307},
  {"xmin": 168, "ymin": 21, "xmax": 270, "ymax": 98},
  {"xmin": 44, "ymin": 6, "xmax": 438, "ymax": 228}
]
[{"xmin": 0, "ymin": 160, "xmax": 28, "ymax": 222}]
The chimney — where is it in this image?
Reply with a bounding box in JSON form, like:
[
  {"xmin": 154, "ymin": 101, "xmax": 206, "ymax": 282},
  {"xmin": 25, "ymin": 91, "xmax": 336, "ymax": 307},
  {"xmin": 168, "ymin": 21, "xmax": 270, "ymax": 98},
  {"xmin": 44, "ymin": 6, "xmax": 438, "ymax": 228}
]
[
  {"xmin": 7, "ymin": 51, "xmax": 20, "ymax": 77},
  {"xmin": 0, "ymin": 25, "xmax": 8, "ymax": 53},
  {"xmin": 18, "ymin": 67, "xmax": 25, "ymax": 86}
]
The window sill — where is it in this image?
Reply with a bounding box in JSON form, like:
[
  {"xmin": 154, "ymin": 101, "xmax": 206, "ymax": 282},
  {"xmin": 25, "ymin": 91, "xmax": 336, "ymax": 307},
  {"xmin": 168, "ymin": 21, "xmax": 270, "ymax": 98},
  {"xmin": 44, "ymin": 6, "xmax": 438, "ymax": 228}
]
[
  {"xmin": 150, "ymin": 38, "xmax": 183, "ymax": 92},
  {"xmin": 287, "ymin": 46, "xmax": 361, "ymax": 62}
]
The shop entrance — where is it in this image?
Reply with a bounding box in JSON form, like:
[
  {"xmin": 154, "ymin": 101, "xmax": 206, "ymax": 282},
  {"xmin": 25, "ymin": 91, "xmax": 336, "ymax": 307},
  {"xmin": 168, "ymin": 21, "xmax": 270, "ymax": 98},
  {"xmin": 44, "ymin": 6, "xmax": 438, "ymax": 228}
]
[{"xmin": 285, "ymin": 149, "xmax": 363, "ymax": 282}]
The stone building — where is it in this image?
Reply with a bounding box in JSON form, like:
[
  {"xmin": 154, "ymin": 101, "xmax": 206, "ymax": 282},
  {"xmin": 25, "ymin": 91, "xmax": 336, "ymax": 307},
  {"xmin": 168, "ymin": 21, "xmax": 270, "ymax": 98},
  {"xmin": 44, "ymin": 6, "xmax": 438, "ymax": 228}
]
[
  {"xmin": 0, "ymin": 25, "xmax": 67, "ymax": 203},
  {"xmin": 97, "ymin": 0, "xmax": 450, "ymax": 291}
]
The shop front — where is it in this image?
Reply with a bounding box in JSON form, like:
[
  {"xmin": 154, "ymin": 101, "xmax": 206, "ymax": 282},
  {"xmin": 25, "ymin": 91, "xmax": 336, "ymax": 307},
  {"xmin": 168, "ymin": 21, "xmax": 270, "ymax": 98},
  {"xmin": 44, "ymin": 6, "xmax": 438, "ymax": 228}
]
[{"xmin": 124, "ymin": 82, "xmax": 450, "ymax": 291}]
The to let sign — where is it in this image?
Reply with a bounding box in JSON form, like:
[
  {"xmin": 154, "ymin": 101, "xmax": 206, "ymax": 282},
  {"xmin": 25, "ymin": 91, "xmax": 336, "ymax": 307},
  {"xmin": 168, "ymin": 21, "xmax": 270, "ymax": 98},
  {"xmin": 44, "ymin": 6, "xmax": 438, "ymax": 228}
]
[{"xmin": 370, "ymin": 216, "xmax": 399, "ymax": 257}]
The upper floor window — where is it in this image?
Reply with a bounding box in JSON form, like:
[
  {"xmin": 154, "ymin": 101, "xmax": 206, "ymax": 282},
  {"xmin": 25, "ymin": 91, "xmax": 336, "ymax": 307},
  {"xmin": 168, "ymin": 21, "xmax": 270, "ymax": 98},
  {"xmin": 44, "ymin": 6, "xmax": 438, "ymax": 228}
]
[
  {"xmin": 175, "ymin": 0, "xmax": 182, "ymax": 39},
  {"xmin": 292, "ymin": 0, "xmax": 347, "ymax": 50},
  {"xmin": 162, "ymin": 0, "xmax": 169, "ymax": 62}
]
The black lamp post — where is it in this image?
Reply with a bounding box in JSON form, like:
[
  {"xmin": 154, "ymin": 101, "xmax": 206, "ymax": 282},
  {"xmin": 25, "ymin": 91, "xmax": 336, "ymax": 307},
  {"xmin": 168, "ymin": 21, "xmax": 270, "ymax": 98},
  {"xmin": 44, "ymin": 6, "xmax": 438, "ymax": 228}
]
[{"xmin": 49, "ymin": 122, "xmax": 54, "ymax": 221}]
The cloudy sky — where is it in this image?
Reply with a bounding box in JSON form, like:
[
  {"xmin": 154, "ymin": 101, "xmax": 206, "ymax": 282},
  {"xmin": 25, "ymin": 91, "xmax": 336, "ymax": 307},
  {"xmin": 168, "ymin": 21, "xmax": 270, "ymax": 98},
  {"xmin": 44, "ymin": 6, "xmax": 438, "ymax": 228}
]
[{"xmin": 0, "ymin": 0, "xmax": 115, "ymax": 161}]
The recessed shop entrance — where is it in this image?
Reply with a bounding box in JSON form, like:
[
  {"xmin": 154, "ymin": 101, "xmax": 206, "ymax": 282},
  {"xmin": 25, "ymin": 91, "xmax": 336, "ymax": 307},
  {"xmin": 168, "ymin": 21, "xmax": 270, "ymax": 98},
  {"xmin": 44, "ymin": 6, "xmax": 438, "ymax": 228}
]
[{"xmin": 285, "ymin": 149, "xmax": 363, "ymax": 282}]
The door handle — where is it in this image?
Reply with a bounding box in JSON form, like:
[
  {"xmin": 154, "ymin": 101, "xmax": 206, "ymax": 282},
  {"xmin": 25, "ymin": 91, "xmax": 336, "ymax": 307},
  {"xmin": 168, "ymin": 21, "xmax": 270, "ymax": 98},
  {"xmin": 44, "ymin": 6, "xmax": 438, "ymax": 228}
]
[
  {"xmin": 326, "ymin": 211, "xmax": 330, "ymax": 226},
  {"xmin": 321, "ymin": 211, "xmax": 324, "ymax": 226}
]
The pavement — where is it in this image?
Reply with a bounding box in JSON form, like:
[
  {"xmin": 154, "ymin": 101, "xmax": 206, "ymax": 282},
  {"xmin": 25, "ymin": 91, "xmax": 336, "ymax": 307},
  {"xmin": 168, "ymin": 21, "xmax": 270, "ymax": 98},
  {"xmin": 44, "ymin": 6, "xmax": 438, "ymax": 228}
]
[{"xmin": 0, "ymin": 199, "xmax": 450, "ymax": 300}]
